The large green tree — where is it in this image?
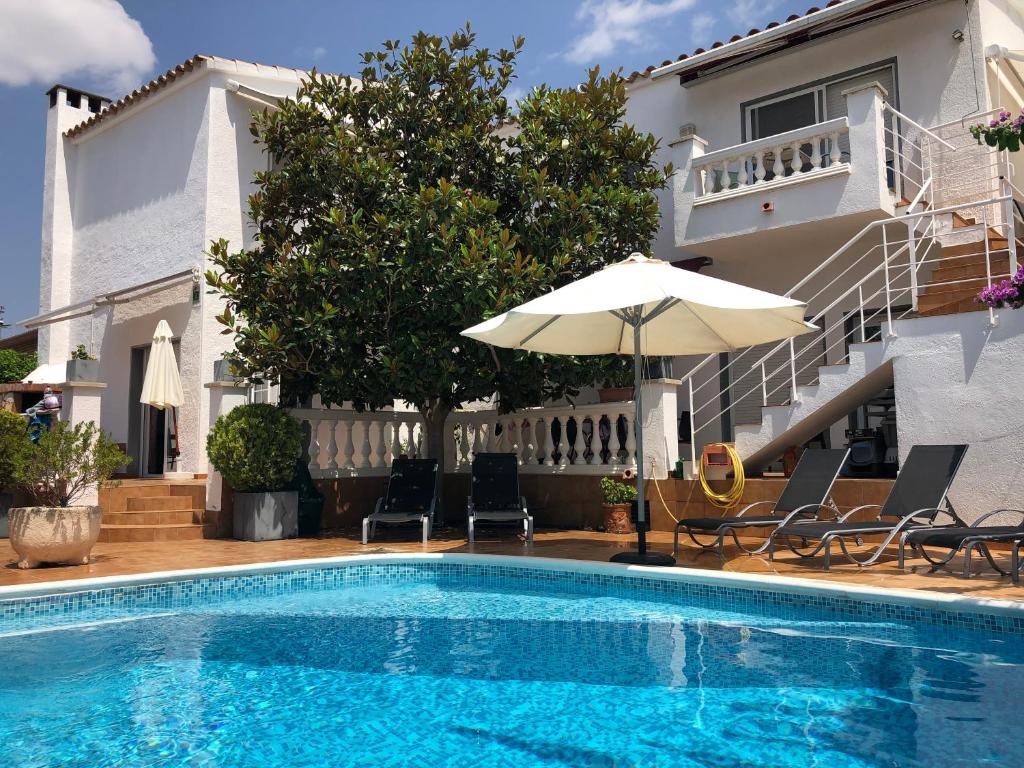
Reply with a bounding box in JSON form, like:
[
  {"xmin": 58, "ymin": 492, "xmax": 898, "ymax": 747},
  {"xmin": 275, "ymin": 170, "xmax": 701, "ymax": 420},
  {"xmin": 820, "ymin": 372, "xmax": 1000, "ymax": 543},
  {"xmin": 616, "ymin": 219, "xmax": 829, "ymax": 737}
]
[{"xmin": 208, "ymin": 26, "xmax": 670, "ymax": 476}]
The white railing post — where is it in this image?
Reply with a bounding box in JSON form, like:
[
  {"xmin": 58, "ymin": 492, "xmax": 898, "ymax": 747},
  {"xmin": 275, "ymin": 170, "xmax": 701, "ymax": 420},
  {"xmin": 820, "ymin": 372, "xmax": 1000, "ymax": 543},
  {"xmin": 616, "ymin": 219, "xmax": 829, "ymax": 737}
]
[
  {"xmin": 906, "ymin": 217, "xmax": 919, "ymax": 311},
  {"xmin": 687, "ymin": 377, "xmax": 697, "ymax": 475},
  {"xmin": 881, "ymin": 225, "xmax": 895, "ymax": 337},
  {"xmin": 983, "ymin": 214, "xmax": 998, "ymax": 328},
  {"xmin": 325, "ymin": 419, "xmax": 339, "ymax": 471},
  {"xmin": 760, "ymin": 361, "xmax": 768, "ymax": 406},
  {"xmin": 1002, "ymin": 174, "xmax": 1019, "ymax": 273},
  {"xmin": 788, "ymin": 337, "xmax": 800, "ymax": 403},
  {"xmin": 858, "ymin": 285, "xmax": 867, "ymax": 343},
  {"xmin": 623, "ymin": 410, "xmax": 637, "ymax": 468}
]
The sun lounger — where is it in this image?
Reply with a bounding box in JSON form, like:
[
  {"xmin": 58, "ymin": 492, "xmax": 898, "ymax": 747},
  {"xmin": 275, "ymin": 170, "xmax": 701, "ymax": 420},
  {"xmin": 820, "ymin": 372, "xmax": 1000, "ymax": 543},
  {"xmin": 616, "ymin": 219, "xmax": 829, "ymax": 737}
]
[
  {"xmin": 902, "ymin": 508, "xmax": 1024, "ymax": 578},
  {"xmin": 768, "ymin": 444, "xmax": 968, "ymax": 570},
  {"xmin": 362, "ymin": 458, "xmax": 439, "ymax": 545},
  {"xmin": 467, "ymin": 453, "xmax": 533, "ymax": 544},
  {"xmin": 673, "ymin": 448, "xmax": 849, "ymax": 559}
]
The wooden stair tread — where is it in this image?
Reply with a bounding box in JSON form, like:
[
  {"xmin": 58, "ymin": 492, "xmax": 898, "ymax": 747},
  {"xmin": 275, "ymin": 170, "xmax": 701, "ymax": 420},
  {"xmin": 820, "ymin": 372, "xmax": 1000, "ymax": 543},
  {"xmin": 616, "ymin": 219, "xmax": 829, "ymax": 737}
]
[{"xmin": 100, "ymin": 523, "xmax": 202, "ymax": 529}]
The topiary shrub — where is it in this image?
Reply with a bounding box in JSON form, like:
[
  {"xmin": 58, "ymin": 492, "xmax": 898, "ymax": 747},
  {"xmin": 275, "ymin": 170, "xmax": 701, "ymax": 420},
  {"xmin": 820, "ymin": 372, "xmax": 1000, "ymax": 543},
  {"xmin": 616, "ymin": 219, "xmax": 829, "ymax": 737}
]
[
  {"xmin": 207, "ymin": 403, "xmax": 302, "ymax": 492},
  {"xmin": 0, "ymin": 410, "xmax": 32, "ymax": 494}
]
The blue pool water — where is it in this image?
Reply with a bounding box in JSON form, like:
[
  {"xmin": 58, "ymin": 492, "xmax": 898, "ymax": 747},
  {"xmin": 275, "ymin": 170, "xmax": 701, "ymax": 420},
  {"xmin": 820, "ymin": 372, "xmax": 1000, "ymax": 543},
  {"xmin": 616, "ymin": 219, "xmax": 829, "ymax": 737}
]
[{"xmin": 1, "ymin": 565, "xmax": 1022, "ymax": 767}]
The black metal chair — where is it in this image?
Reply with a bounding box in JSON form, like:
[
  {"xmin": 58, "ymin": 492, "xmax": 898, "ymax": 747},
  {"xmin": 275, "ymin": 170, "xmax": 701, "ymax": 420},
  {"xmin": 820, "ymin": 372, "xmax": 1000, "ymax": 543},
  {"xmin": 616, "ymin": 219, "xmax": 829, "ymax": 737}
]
[
  {"xmin": 467, "ymin": 453, "xmax": 532, "ymax": 544},
  {"xmin": 673, "ymin": 448, "xmax": 849, "ymax": 559},
  {"xmin": 902, "ymin": 509, "xmax": 1024, "ymax": 579},
  {"xmin": 768, "ymin": 444, "xmax": 968, "ymax": 570},
  {"xmin": 362, "ymin": 458, "xmax": 439, "ymax": 545}
]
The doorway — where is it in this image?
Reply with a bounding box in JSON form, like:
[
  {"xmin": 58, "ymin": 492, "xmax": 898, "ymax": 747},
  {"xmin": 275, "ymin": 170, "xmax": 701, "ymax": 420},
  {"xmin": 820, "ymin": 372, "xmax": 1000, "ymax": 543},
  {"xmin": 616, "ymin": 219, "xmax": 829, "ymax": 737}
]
[{"xmin": 127, "ymin": 341, "xmax": 181, "ymax": 477}]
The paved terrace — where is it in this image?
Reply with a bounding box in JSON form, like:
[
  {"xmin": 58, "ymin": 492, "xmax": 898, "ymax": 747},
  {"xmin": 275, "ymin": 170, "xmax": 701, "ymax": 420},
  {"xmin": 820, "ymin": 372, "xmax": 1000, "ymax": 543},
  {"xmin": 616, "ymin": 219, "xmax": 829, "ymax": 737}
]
[{"xmin": 1, "ymin": 529, "xmax": 1021, "ymax": 601}]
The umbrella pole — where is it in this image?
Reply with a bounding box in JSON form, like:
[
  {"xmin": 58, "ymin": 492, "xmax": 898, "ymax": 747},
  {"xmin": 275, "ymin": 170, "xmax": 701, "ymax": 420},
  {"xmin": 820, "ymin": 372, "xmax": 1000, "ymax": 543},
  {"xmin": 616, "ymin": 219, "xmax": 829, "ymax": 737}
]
[
  {"xmin": 633, "ymin": 324, "xmax": 647, "ymax": 557},
  {"xmin": 609, "ymin": 313, "xmax": 675, "ymax": 567}
]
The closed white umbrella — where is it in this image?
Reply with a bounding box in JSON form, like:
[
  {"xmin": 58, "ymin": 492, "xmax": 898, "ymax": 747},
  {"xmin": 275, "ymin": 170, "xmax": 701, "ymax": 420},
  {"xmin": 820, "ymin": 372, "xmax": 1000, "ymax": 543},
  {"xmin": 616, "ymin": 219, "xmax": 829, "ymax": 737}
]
[
  {"xmin": 140, "ymin": 320, "xmax": 183, "ymax": 471},
  {"xmin": 462, "ymin": 253, "xmax": 817, "ymax": 565},
  {"xmin": 140, "ymin": 320, "xmax": 183, "ymax": 410}
]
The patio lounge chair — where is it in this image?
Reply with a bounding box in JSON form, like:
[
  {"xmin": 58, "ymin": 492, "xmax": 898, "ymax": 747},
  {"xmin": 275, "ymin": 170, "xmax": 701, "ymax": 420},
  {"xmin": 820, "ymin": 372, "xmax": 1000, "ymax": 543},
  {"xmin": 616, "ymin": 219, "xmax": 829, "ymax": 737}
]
[
  {"xmin": 767, "ymin": 444, "xmax": 968, "ymax": 570},
  {"xmin": 672, "ymin": 448, "xmax": 849, "ymax": 559},
  {"xmin": 467, "ymin": 453, "xmax": 533, "ymax": 544},
  {"xmin": 362, "ymin": 458, "xmax": 439, "ymax": 545},
  {"xmin": 901, "ymin": 508, "xmax": 1024, "ymax": 579}
]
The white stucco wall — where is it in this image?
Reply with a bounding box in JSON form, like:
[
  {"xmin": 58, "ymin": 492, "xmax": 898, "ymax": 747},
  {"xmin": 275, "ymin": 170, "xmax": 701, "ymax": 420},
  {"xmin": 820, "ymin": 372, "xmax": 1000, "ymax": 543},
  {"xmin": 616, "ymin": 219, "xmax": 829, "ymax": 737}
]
[{"xmin": 887, "ymin": 308, "xmax": 1024, "ymax": 523}]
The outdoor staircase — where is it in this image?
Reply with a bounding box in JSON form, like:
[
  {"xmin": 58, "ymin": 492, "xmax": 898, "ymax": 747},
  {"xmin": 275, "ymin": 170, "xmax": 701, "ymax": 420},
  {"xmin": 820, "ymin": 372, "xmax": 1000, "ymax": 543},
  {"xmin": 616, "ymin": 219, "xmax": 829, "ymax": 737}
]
[
  {"xmin": 733, "ymin": 341, "xmax": 893, "ymax": 472},
  {"xmin": 98, "ymin": 480, "xmax": 207, "ymax": 542},
  {"xmin": 917, "ymin": 222, "xmax": 1018, "ymax": 317}
]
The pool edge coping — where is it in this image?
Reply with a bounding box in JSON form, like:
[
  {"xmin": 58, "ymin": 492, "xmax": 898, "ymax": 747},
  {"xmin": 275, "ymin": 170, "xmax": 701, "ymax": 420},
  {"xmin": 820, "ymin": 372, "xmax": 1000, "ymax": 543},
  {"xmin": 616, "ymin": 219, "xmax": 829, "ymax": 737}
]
[{"xmin": 1, "ymin": 552, "xmax": 1022, "ymax": 620}]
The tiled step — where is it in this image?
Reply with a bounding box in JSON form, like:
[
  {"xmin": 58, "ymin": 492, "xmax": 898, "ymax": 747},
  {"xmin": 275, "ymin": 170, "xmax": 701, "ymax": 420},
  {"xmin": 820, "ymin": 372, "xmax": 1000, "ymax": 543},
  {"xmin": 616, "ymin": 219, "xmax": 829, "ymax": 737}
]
[
  {"xmin": 920, "ymin": 276, "xmax": 992, "ymax": 298},
  {"xmin": 104, "ymin": 509, "xmax": 201, "ymax": 526},
  {"xmin": 931, "ymin": 259, "xmax": 1010, "ymax": 284},
  {"xmin": 98, "ymin": 523, "xmax": 205, "ymax": 543},
  {"xmin": 126, "ymin": 495, "xmax": 192, "ymax": 511},
  {"xmin": 917, "ymin": 295, "xmax": 988, "ymax": 317},
  {"xmin": 918, "ymin": 287, "xmax": 982, "ymax": 313}
]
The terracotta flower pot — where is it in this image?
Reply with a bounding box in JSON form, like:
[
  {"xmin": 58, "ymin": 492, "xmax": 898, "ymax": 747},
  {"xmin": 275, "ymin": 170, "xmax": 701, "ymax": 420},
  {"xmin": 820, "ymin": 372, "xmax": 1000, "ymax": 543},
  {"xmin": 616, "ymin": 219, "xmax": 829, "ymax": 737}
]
[
  {"xmin": 598, "ymin": 387, "xmax": 634, "ymax": 403},
  {"xmin": 8, "ymin": 506, "xmax": 103, "ymax": 569},
  {"xmin": 602, "ymin": 502, "xmax": 633, "ymax": 534}
]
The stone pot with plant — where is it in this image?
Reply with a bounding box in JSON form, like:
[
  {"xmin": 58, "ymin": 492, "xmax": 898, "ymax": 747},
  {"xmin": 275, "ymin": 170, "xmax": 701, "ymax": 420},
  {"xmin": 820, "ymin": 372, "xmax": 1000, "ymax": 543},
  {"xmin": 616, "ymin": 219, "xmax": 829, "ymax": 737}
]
[
  {"xmin": 9, "ymin": 420, "xmax": 129, "ymax": 568},
  {"xmin": 207, "ymin": 403, "xmax": 303, "ymax": 541},
  {"xmin": 0, "ymin": 410, "xmax": 33, "ymax": 538},
  {"xmin": 596, "ymin": 357, "xmax": 634, "ymax": 404},
  {"xmin": 600, "ymin": 475, "xmax": 637, "ymax": 534},
  {"xmin": 66, "ymin": 344, "xmax": 98, "ymax": 382}
]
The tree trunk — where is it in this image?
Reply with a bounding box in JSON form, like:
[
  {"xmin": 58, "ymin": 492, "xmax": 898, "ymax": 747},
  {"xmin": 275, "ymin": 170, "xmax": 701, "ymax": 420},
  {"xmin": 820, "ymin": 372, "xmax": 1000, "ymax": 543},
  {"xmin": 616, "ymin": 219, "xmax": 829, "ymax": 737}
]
[{"xmin": 420, "ymin": 399, "xmax": 452, "ymax": 527}]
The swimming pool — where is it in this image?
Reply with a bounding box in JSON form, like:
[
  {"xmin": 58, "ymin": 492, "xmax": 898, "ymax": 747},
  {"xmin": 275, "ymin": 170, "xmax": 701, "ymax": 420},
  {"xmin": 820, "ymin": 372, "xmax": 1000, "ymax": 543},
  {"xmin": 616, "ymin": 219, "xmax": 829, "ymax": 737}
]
[{"xmin": 0, "ymin": 555, "xmax": 1022, "ymax": 767}]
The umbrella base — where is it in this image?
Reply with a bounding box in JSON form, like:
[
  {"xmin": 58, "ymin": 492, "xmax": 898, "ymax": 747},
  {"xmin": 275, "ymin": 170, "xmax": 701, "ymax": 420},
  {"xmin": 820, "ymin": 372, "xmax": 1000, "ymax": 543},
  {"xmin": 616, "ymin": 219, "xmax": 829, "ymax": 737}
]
[{"xmin": 610, "ymin": 550, "xmax": 677, "ymax": 567}]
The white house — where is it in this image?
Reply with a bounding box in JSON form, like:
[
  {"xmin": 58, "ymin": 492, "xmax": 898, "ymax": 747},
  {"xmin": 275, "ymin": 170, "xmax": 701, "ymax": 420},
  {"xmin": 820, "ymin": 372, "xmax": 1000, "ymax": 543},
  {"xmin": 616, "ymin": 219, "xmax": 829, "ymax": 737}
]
[{"xmin": 22, "ymin": 0, "xmax": 1024, "ymax": 536}]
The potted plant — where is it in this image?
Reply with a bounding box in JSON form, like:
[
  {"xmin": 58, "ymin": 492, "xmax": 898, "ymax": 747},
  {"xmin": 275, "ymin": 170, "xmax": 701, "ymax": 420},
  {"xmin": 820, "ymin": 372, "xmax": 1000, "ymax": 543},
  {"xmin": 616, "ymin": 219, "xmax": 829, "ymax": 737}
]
[
  {"xmin": 9, "ymin": 420, "xmax": 129, "ymax": 568},
  {"xmin": 600, "ymin": 475, "xmax": 636, "ymax": 534},
  {"xmin": 0, "ymin": 410, "xmax": 32, "ymax": 538},
  {"xmin": 970, "ymin": 109, "xmax": 1024, "ymax": 152},
  {"xmin": 596, "ymin": 357, "xmax": 634, "ymax": 403},
  {"xmin": 66, "ymin": 344, "xmax": 98, "ymax": 382},
  {"xmin": 977, "ymin": 266, "xmax": 1024, "ymax": 309},
  {"xmin": 207, "ymin": 403, "xmax": 303, "ymax": 541}
]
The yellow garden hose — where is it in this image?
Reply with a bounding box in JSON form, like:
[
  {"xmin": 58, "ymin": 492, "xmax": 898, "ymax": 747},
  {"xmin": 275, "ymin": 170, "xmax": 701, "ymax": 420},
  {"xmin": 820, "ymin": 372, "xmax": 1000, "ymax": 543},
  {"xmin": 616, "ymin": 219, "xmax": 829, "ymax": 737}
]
[{"xmin": 698, "ymin": 443, "xmax": 745, "ymax": 509}]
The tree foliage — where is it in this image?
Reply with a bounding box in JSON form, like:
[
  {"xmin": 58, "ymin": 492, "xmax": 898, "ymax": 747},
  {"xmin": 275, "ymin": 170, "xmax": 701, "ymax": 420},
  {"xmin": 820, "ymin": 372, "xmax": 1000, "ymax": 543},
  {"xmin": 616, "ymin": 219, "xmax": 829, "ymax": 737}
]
[
  {"xmin": 0, "ymin": 410, "xmax": 32, "ymax": 494},
  {"xmin": 17, "ymin": 420, "xmax": 129, "ymax": 507},
  {"xmin": 208, "ymin": 25, "xmax": 671, "ymax": 467},
  {"xmin": 0, "ymin": 350, "xmax": 37, "ymax": 384}
]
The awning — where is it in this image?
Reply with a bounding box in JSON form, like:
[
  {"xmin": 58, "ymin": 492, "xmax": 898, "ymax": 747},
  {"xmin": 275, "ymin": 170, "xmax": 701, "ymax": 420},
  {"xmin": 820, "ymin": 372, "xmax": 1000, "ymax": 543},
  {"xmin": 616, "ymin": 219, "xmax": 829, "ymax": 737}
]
[
  {"xmin": 18, "ymin": 268, "xmax": 197, "ymax": 329},
  {"xmin": 988, "ymin": 46, "xmax": 1024, "ymax": 112},
  {"xmin": 21, "ymin": 362, "xmax": 67, "ymax": 385}
]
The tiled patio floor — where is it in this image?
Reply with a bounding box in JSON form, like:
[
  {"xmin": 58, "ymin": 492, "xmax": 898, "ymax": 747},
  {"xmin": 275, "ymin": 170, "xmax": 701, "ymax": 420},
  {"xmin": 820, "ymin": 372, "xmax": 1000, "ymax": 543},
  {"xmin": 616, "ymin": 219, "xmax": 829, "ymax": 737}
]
[{"xmin": 1, "ymin": 529, "xmax": 1021, "ymax": 600}]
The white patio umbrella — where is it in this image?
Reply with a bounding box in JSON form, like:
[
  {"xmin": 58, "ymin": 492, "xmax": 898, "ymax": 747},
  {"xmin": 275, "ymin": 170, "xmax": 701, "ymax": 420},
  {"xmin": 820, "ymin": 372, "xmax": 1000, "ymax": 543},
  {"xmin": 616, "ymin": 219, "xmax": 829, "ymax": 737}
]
[
  {"xmin": 140, "ymin": 320, "xmax": 184, "ymax": 468},
  {"xmin": 462, "ymin": 253, "xmax": 817, "ymax": 565}
]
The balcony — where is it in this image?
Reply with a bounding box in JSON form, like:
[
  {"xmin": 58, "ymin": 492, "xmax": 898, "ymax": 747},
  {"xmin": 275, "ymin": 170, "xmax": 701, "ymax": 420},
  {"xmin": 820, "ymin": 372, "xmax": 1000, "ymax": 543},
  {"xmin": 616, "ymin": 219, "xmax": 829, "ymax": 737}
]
[{"xmin": 670, "ymin": 82, "xmax": 896, "ymax": 268}]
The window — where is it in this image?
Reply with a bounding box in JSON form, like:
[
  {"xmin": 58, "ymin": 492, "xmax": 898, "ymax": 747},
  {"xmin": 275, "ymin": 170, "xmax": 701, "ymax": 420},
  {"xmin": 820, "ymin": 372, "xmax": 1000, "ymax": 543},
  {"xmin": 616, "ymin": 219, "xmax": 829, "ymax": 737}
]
[{"xmin": 747, "ymin": 89, "xmax": 823, "ymax": 141}]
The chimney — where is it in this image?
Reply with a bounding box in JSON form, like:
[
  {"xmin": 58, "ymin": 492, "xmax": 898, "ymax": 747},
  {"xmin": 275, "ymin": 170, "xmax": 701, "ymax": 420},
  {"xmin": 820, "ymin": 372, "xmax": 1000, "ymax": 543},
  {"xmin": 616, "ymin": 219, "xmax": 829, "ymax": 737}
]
[{"xmin": 37, "ymin": 86, "xmax": 108, "ymax": 366}]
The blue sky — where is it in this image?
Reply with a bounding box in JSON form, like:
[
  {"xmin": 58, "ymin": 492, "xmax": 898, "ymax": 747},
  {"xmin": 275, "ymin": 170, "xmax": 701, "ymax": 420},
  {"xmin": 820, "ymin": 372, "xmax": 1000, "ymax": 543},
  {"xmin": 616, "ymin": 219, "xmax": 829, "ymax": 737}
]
[{"xmin": 0, "ymin": 0, "xmax": 812, "ymax": 335}]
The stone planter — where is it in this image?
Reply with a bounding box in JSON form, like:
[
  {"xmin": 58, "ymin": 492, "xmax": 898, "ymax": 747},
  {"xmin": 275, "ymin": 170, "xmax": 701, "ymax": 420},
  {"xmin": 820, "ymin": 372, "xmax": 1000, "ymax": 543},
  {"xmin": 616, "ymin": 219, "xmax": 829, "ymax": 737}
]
[
  {"xmin": 602, "ymin": 502, "xmax": 633, "ymax": 534},
  {"xmin": 8, "ymin": 506, "xmax": 103, "ymax": 568},
  {"xmin": 65, "ymin": 358, "xmax": 99, "ymax": 382},
  {"xmin": 0, "ymin": 492, "xmax": 11, "ymax": 538},
  {"xmin": 233, "ymin": 491, "xmax": 298, "ymax": 541},
  {"xmin": 598, "ymin": 387, "xmax": 634, "ymax": 403}
]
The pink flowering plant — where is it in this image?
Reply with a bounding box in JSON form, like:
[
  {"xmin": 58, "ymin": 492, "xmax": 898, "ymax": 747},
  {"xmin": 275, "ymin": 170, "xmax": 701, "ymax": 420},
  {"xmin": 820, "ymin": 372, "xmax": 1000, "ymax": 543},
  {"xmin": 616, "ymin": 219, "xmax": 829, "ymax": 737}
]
[
  {"xmin": 977, "ymin": 265, "xmax": 1024, "ymax": 309},
  {"xmin": 970, "ymin": 110, "xmax": 1024, "ymax": 152}
]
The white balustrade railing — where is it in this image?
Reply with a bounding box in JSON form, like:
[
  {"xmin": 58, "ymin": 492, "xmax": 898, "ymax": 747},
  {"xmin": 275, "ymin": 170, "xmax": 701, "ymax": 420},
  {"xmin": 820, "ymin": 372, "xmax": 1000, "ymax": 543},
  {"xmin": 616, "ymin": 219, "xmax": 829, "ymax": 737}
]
[
  {"xmin": 291, "ymin": 408, "xmax": 425, "ymax": 478},
  {"xmin": 693, "ymin": 117, "xmax": 849, "ymax": 201},
  {"xmin": 444, "ymin": 403, "xmax": 636, "ymax": 474},
  {"xmin": 292, "ymin": 403, "xmax": 640, "ymax": 478}
]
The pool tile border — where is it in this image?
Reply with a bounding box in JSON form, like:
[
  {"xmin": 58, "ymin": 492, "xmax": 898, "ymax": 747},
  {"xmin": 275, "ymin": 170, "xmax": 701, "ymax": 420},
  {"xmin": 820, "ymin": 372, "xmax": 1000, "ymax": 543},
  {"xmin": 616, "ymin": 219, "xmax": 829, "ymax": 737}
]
[{"xmin": 0, "ymin": 554, "xmax": 1022, "ymax": 636}]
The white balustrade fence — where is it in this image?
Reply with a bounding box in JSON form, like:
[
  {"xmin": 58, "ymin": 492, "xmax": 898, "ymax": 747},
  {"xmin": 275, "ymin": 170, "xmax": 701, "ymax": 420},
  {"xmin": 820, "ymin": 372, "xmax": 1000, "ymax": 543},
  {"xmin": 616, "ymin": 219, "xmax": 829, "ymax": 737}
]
[
  {"xmin": 292, "ymin": 409, "xmax": 426, "ymax": 478},
  {"xmin": 292, "ymin": 403, "xmax": 640, "ymax": 478},
  {"xmin": 693, "ymin": 117, "xmax": 849, "ymax": 201}
]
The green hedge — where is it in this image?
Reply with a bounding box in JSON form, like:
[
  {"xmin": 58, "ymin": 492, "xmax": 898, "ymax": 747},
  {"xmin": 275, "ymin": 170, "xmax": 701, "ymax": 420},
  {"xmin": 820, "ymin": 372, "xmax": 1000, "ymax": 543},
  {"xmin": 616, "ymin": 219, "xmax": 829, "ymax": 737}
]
[
  {"xmin": 0, "ymin": 350, "xmax": 37, "ymax": 384},
  {"xmin": 207, "ymin": 403, "xmax": 302, "ymax": 492}
]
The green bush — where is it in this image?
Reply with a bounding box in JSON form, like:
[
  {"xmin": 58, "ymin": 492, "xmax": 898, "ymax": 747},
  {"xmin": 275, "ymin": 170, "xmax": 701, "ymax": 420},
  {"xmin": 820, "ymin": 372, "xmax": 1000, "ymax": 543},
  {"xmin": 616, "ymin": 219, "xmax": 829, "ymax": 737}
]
[
  {"xmin": 0, "ymin": 410, "xmax": 32, "ymax": 493},
  {"xmin": 0, "ymin": 350, "xmax": 37, "ymax": 383},
  {"xmin": 600, "ymin": 476, "xmax": 637, "ymax": 505},
  {"xmin": 17, "ymin": 420, "xmax": 130, "ymax": 507},
  {"xmin": 207, "ymin": 403, "xmax": 302, "ymax": 492}
]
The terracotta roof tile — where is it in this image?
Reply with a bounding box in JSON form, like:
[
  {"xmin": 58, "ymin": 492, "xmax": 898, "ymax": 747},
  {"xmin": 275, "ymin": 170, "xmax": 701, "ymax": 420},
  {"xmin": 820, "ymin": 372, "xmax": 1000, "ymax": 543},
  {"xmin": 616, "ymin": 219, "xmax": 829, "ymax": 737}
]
[
  {"xmin": 623, "ymin": 0, "xmax": 862, "ymax": 84},
  {"xmin": 64, "ymin": 55, "xmax": 208, "ymax": 138}
]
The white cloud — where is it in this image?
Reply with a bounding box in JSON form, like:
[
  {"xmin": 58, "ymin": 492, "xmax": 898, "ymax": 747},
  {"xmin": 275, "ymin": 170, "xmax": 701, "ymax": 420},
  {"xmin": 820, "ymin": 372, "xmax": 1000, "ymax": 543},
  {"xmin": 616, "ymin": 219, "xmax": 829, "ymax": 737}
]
[
  {"xmin": 728, "ymin": 0, "xmax": 781, "ymax": 31},
  {"xmin": 563, "ymin": 0, "xmax": 696, "ymax": 64},
  {"xmin": 690, "ymin": 12, "xmax": 715, "ymax": 44},
  {"xmin": 295, "ymin": 45, "xmax": 328, "ymax": 63},
  {"xmin": 0, "ymin": 0, "xmax": 155, "ymax": 94}
]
